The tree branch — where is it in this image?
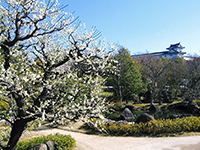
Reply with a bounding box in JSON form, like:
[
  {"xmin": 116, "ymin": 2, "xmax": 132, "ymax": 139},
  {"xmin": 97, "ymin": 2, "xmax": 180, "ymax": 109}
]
[{"xmin": 0, "ymin": 117, "xmax": 13, "ymax": 126}]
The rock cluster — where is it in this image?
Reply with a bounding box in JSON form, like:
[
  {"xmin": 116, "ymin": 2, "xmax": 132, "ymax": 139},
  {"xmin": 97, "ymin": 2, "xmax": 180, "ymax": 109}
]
[{"xmin": 26, "ymin": 141, "xmax": 55, "ymax": 150}]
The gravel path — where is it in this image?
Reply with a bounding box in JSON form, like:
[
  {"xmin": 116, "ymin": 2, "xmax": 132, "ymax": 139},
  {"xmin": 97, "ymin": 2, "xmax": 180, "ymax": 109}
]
[{"xmin": 21, "ymin": 128, "xmax": 200, "ymax": 150}]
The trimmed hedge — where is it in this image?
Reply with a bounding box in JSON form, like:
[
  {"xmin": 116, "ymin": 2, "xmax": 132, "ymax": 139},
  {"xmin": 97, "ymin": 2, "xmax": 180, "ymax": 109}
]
[
  {"xmin": 102, "ymin": 116, "xmax": 200, "ymax": 136},
  {"xmin": 16, "ymin": 133, "xmax": 76, "ymax": 150}
]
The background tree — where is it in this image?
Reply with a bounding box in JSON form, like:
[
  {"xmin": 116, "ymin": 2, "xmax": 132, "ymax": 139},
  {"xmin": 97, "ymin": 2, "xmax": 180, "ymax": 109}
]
[
  {"xmin": 183, "ymin": 56, "xmax": 200, "ymax": 100},
  {"xmin": 139, "ymin": 56, "xmax": 172, "ymax": 104},
  {"xmin": 166, "ymin": 57, "xmax": 185, "ymax": 99},
  {"xmin": 0, "ymin": 0, "xmax": 116, "ymax": 149},
  {"xmin": 106, "ymin": 46, "xmax": 144, "ymax": 103}
]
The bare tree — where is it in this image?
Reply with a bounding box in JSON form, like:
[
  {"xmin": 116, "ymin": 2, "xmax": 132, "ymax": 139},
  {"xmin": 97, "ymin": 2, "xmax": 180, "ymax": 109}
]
[
  {"xmin": 183, "ymin": 56, "xmax": 200, "ymax": 99},
  {"xmin": 139, "ymin": 55, "xmax": 172, "ymax": 104}
]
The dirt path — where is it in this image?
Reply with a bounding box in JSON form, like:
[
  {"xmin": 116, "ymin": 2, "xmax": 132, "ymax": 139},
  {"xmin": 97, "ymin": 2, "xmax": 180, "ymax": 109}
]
[{"xmin": 21, "ymin": 128, "xmax": 200, "ymax": 150}]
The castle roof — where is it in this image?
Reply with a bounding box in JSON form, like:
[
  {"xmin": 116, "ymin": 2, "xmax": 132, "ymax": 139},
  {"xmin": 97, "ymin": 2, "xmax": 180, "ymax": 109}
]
[{"xmin": 166, "ymin": 42, "xmax": 185, "ymax": 51}]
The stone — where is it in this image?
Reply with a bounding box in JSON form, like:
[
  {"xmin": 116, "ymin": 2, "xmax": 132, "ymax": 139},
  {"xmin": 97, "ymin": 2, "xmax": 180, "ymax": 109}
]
[
  {"xmin": 168, "ymin": 102, "xmax": 200, "ymax": 115},
  {"xmin": 116, "ymin": 120, "xmax": 128, "ymax": 125},
  {"xmin": 106, "ymin": 119, "xmax": 116, "ymax": 125},
  {"xmin": 38, "ymin": 144, "xmax": 48, "ymax": 150},
  {"xmin": 149, "ymin": 104, "xmax": 159, "ymax": 114},
  {"xmin": 106, "ymin": 119, "xmax": 134, "ymax": 126},
  {"xmin": 120, "ymin": 108, "xmax": 135, "ymax": 121},
  {"xmin": 26, "ymin": 141, "xmax": 56, "ymax": 150},
  {"xmin": 46, "ymin": 141, "xmax": 55, "ymax": 150},
  {"xmin": 26, "ymin": 143, "xmax": 47, "ymax": 150},
  {"xmin": 135, "ymin": 113, "xmax": 155, "ymax": 124}
]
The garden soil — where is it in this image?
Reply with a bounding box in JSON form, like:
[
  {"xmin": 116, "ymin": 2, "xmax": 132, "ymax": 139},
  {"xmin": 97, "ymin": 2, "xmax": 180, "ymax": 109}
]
[{"xmin": 20, "ymin": 123, "xmax": 200, "ymax": 150}]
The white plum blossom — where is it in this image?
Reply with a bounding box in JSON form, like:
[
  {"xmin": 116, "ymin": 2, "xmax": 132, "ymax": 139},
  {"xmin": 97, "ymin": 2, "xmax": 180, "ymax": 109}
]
[{"xmin": 0, "ymin": 0, "xmax": 117, "ymax": 149}]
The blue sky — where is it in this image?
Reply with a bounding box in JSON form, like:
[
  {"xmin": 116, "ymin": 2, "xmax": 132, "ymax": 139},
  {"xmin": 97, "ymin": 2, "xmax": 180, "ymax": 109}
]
[{"xmin": 60, "ymin": 0, "xmax": 200, "ymax": 55}]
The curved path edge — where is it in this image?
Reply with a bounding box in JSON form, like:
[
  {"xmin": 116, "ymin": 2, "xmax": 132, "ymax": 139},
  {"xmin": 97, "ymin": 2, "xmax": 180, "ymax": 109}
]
[{"xmin": 21, "ymin": 128, "xmax": 200, "ymax": 150}]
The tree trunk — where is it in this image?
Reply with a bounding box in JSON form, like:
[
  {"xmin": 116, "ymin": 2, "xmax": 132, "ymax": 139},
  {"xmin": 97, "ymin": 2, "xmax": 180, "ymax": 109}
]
[
  {"xmin": 4, "ymin": 119, "xmax": 27, "ymax": 150},
  {"xmin": 119, "ymin": 86, "xmax": 123, "ymax": 103}
]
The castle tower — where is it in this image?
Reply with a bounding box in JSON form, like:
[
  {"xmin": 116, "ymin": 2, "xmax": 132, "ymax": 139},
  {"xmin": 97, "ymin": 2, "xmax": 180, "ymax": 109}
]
[{"xmin": 166, "ymin": 42, "xmax": 185, "ymax": 53}]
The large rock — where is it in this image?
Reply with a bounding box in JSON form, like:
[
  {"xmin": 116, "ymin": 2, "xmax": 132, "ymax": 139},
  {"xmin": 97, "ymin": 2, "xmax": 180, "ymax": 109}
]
[
  {"xmin": 149, "ymin": 104, "xmax": 159, "ymax": 114},
  {"xmin": 135, "ymin": 113, "xmax": 155, "ymax": 124},
  {"xmin": 120, "ymin": 108, "xmax": 135, "ymax": 121},
  {"xmin": 168, "ymin": 102, "xmax": 200, "ymax": 115},
  {"xmin": 168, "ymin": 102, "xmax": 188, "ymax": 111}
]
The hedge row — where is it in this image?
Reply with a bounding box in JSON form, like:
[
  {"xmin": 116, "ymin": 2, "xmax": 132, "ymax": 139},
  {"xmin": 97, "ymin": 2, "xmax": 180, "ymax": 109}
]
[
  {"xmin": 17, "ymin": 133, "xmax": 76, "ymax": 150},
  {"xmin": 102, "ymin": 116, "xmax": 200, "ymax": 136}
]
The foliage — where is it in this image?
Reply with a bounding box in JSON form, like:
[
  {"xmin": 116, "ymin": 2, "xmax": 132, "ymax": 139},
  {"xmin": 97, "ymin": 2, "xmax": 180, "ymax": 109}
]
[
  {"xmin": 91, "ymin": 116, "xmax": 200, "ymax": 136},
  {"xmin": 182, "ymin": 57, "xmax": 200, "ymax": 99},
  {"xmin": 165, "ymin": 57, "xmax": 185, "ymax": 98},
  {"xmin": 0, "ymin": 97, "xmax": 10, "ymax": 112},
  {"xmin": 16, "ymin": 133, "xmax": 76, "ymax": 150},
  {"xmin": 193, "ymin": 100, "xmax": 200, "ymax": 107},
  {"xmin": 106, "ymin": 46, "xmax": 145, "ymax": 103},
  {"xmin": 104, "ymin": 111, "xmax": 122, "ymax": 121},
  {"xmin": 111, "ymin": 102, "xmax": 125, "ymax": 110}
]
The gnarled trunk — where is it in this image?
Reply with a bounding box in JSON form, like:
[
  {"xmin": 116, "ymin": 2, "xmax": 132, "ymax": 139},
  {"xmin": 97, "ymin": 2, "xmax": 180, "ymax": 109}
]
[{"xmin": 4, "ymin": 119, "xmax": 28, "ymax": 150}]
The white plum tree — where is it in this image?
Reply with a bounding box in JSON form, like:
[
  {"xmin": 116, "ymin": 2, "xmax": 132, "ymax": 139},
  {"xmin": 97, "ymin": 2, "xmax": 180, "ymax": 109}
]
[{"xmin": 0, "ymin": 0, "xmax": 116, "ymax": 149}]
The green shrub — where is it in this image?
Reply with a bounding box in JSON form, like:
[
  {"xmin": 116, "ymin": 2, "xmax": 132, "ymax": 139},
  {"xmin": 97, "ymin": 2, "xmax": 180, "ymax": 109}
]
[
  {"xmin": 104, "ymin": 111, "xmax": 122, "ymax": 121},
  {"xmin": 17, "ymin": 133, "xmax": 76, "ymax": 150},
  {"xmin": 97, "ymin": 116, "xmax": 200, "ymax": 136},
  {"xmin": 112, "ymin": 103, "xmax": 125, "ymax": 110}
]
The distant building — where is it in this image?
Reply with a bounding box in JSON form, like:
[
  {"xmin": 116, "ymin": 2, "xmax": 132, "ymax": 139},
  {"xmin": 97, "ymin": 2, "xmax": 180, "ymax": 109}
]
[{"xmin": 132, "ymin": 43, "xmax": 186, "ymax": 59}]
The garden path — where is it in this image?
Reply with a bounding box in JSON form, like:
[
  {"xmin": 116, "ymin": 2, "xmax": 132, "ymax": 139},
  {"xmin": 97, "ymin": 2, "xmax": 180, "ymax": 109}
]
[{"xmin": 21, "ymin": 128, "xmax": 200, "ymax": 150}]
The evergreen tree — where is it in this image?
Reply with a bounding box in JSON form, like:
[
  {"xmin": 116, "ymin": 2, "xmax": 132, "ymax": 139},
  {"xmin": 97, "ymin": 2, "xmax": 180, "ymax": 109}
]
[{"xmin": 107, "ymin": 47, "xmax": 144, "ymax": 103}]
